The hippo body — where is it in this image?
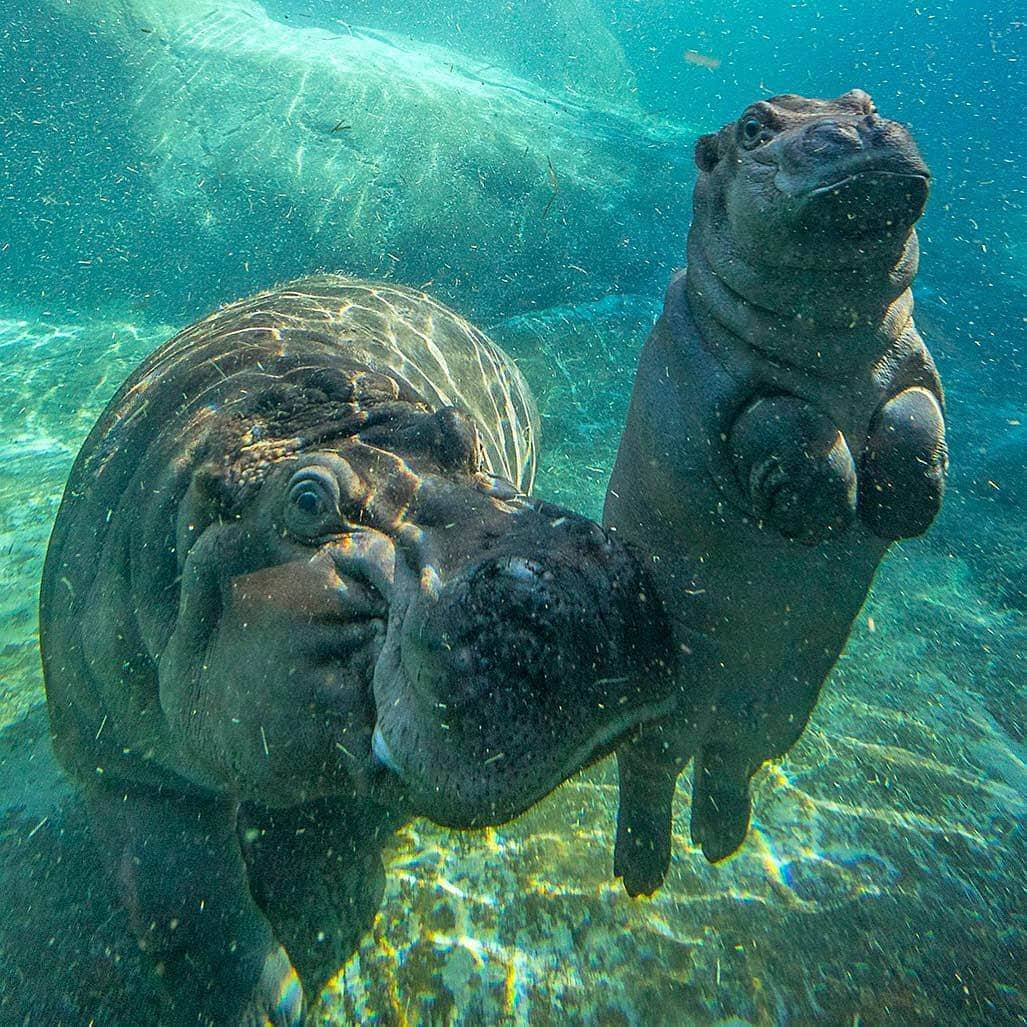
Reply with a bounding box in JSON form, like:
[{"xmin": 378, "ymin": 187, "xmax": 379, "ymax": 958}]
[
  {"xmin": 41, "ymin": 276, "xmax": 676, "ymax": 1023},
  {"xmin": 605, "ymin": 92, "xmax": 947, "ymax": 895}
]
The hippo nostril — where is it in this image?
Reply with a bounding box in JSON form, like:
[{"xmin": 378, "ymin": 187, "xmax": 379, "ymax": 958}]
[
  {"xmin": 804, "ymin": 121, "xmax": 863, "ymax": 156},
  {"xmin": 481, "ymin": 559, "xmax": 556, "ymax": 619},
  {"xmin": 498, "ymin": 556, "xmax": 543, "ymax": 585},
  {"xmin": 447, "ymin": 644, "xmax": 476, "ymax": 678},
  {"xmin": 576, "ymin": 518, "xmax": 610, "ymax": 549}
]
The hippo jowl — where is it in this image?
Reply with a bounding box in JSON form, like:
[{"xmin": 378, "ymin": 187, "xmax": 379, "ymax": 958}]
[
  {"xmin": 605, "ymin": 91, "xmax": 947, "ymax": 896},
  {"xmin": 40, "ymin": 277, "xmax": 677, "ymax": 1025}
]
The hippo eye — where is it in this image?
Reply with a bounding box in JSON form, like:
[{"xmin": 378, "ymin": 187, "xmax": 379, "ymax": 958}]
[
  {"xmin": 292, "ymin": 483, "xmax": 323, "ymax": 515},
  {"xmin": 284, "ymin": 468, "xmax": 342, "ymax": 538},
  {"xmin": 740, "ymin": 116, "xmax": 764, "ymax": 147}
]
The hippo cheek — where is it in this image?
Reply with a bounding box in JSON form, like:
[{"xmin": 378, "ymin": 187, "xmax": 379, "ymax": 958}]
[
  {"xmin": 160, "ymin": 555, "xmax": 393, "ymax": 803},
  {"xmin": 723, "ymin": 165, "xmax": 805, "ymax": 260},
  {"xmin": 211, "ymin": 621, "xmax": 386, "ymax": 802}
]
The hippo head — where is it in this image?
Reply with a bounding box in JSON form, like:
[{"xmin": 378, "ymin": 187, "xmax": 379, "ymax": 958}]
[
  {"xmin": 159, "ymin": 366, "xmax": 675, "ymax": 825},
  {"xmin": 694, "ymin": 90, "xmax": 930, "ymax": 268}
]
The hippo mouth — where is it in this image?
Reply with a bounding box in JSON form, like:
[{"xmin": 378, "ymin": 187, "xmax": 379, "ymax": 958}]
[
  {"xmin": 809, "ymin": 169, "xmax": 932, "ymax": 203},
  {"xmin": 366, "ymin": 543, "xmax": 678, "ymax": 828},
  {"xmin": 370, "ymin": 679, "xmax": 676, "ymax": 828},
  {"xmin": 369, "ymin": 695, "xmax": 671, "ymax": 787},
  {"xmin": 800, "ymin": 169, "xmax": 930, "ymax": 239}
]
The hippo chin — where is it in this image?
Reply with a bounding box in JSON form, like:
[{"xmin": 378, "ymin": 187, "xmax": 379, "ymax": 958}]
[
  {"xmin": 40, "ymin": 277, "xmax": 676, "ymax": 1025},
  {"xmin": 605, "ymin": 91, "xmax": 947, "ymax": 896}
]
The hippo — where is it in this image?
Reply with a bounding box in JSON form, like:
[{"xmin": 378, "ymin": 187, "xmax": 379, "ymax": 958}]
[
  {"xmin": 604, "ymin": 91, "xmax": 947, "ymax": 895},
  {"xmin": 40, "ymin": 276, "xmax": 677, "ymax": 1024}
]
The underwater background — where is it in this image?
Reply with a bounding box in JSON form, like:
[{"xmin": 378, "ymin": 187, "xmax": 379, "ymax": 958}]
[{"xmin": 0, "ymin": 0, "xmax": 1023, "ymax": 1023}]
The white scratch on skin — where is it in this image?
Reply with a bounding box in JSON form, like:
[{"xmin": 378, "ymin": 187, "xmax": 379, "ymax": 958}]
[{"xmin": 260, "ymin": 725, "xmax": 270, "ymax": 757}]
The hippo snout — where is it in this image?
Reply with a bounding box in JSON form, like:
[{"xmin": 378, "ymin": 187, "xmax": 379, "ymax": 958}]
[
  {"xmin": 370, "ymin": 513, "xmax": 678, "ymax": 827},
  {"xmin": 767, "ymin": 116, "xmax": 930, "ymax": 245},
  {"xmin": 787, "ymin": 114, "xmax": 930, "ymax": 193},
  {"xmin": 800, "ymin": 118, "xmax": 867, "ymax": 159},
  {"xmin": 401, "ymin": 554, "xmax": 564, "ymax": 712},
  {"xmin": 795, "ymin": 111, "xmax": 896, "ymax": 154}
]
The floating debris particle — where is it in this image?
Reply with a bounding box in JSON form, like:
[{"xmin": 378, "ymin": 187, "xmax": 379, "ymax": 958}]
[
  {"xmin": 684, "ymin": 49, "xmax": 721, "ymax": 69},
  {"xmin": 541, "ymin": 156, "xmax": 560, "ymax": 220}
]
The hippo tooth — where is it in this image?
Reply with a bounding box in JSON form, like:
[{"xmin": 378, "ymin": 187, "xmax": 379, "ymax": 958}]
[
  {"xmin": 371, "ymin": 725, "xmax": 403, "ymax": 777},
  {"xmin": 419, "ymin": 565, "xmax": 442, "ymax": 598}
]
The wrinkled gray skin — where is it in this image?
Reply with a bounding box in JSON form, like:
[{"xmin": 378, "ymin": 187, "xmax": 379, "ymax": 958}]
[
  {"xmin": 40, "ymin": 277, "xmax": 676, "ymax": 1024},
  {"xmin": 605, "ymin": 91, "xmax": 947, "ymax": 896}
]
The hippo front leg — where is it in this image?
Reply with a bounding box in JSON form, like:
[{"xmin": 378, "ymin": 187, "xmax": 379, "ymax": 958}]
[
  {"xmin": 240, "ymin": 797, "xmax": 403, "ymax": 1002},
  {"xmin": 83, "ymin": 779, "xmax": 303, "ymax": 1026},
  {"xmin": 860, "ymin": 385, "xmax": 947, "ymax": 539},
  {"xmin": 728, "ymin": 394, "xmax": 858, "ymax": 543}
]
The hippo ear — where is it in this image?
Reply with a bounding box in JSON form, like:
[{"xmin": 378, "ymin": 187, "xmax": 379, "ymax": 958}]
[
  {"xmin": 191, "ymin": 460, "xmax": 234, "ymax": 514},
  {"xmin": 431, "ymin": 407, "xmax": 482, "ymax": 474},
  {"xmin": 695, "ymin": 132, "xmax": 721, "ymax": 173},
  {"xmin": 172, "ymin": 460, "xmax": 235, "ymax": 569},
  {"xmin": 838, "ymin": 88, "xmax": 873, "ymax": 111}
]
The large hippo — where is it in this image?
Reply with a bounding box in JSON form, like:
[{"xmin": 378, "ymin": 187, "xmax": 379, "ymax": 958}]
[
  {"xmin": 605, "ymin": 91, "xmax": 947, "ymax": 895},
  {"xmin": 40, "ymin": 276, "xmax": 677, "ymax": 1024}
]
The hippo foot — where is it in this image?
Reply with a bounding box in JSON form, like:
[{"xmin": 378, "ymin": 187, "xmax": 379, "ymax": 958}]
[
  {"xmin": 236, "ymin": 946, "xmax": 304, "ymax": 1027},
  {"xmin": 164, "ymin": 944, "xmax": 303, "ymax": 1027},
  {"xmin": 82, "ymin": 780, "xmax": 304, "ymax": 1027},
  {"xmin": 730, "ymin": 395, "xmax": 857, "ymax": 545},
  {"xmin": 689, "ymin": 747, "xmax": 752, "ymax": 863},
  {"xmin": 614, "ymin": 813, "xmax": 672, "ymax": 897},
  {"xmin": 613, "ymin": 741, "xmax": 679, "ymax": 896},
  {"xmin": 759, "ymin": 455, "xmax": 857, "ymax": 544},
  {"xmin": 860, "ymin": 385, "xmax": 947, "ymax": 539},
  {"xmin": 240, "ymin": 797, "xmax": 394, "ymax": 1001}
]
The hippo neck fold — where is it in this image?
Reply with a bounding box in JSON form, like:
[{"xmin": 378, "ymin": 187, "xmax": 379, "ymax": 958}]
[{"xmin": 684, "ymin": 187, "xmax": 920, "ymax": 377}]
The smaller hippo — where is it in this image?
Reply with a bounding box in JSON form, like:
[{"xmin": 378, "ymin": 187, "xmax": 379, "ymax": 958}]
[
  {"xmin": 40, "ymin": 277, "xmax": 677, "ymax": 1024},
  {"xmin": 605, "ymin": 91, "xmax": 947, "ymax": 895}
]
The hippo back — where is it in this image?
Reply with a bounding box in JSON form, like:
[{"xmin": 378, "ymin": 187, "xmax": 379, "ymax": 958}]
[{"xmin": 128, "ymin": 276, "xmax": 537, "ymax": 488}]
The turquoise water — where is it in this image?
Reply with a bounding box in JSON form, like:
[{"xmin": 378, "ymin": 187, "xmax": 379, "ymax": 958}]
[{"xmin": 0, "ymin": 1, "xmax": 1023, "ymax": 1024}]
